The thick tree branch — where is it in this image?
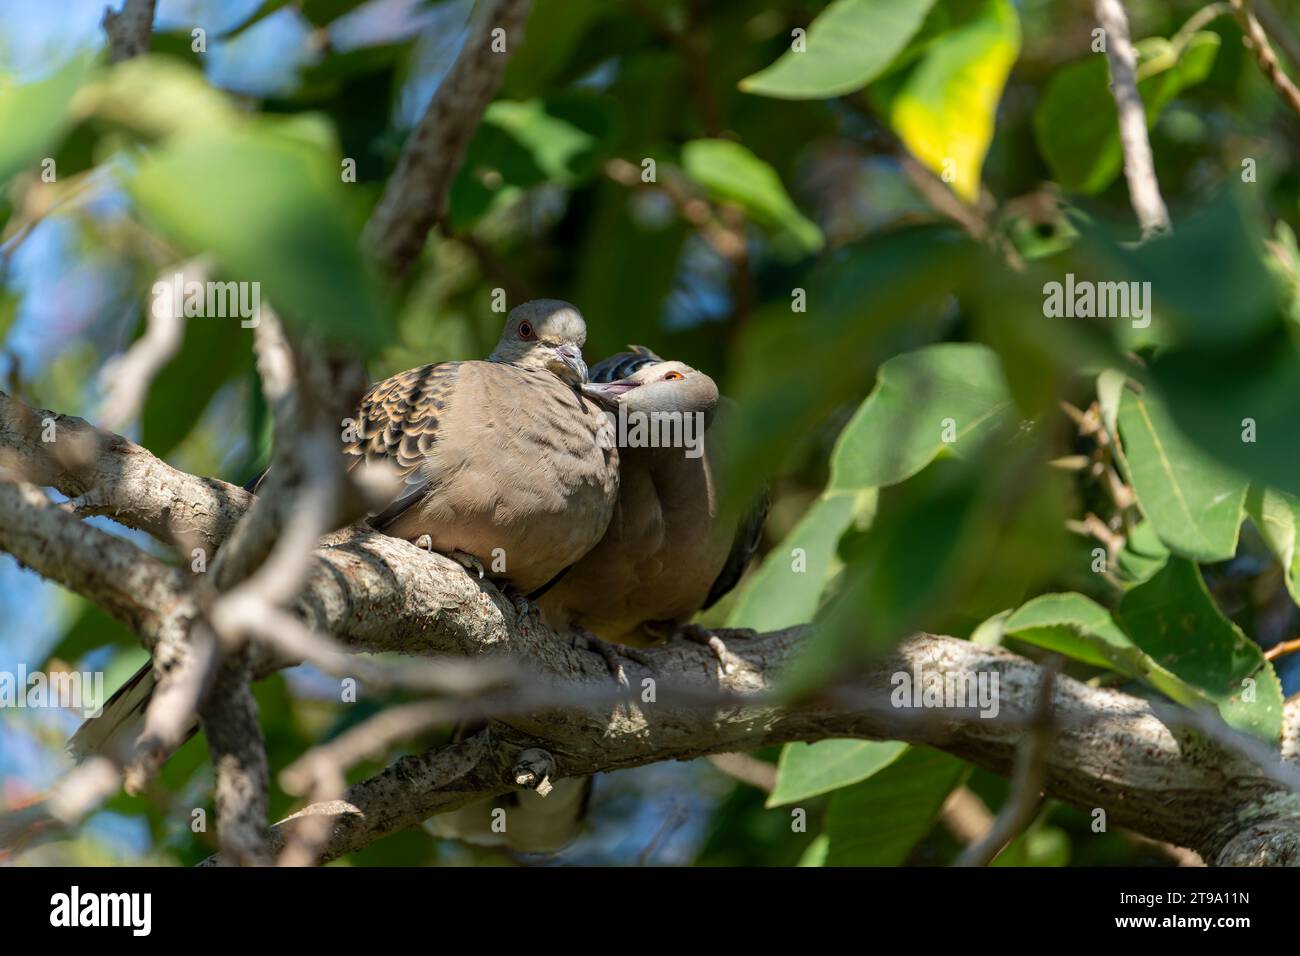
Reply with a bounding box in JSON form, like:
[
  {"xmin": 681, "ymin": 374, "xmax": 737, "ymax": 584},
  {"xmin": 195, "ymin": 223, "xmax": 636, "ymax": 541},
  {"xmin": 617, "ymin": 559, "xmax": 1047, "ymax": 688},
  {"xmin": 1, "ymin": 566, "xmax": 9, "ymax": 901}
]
[
  {"xmin": 237, "ymin": 632, "xmax": 1300, "ymax": 867},
  {"xmin": 6, "ymin": 393, "xmax": 1300, "ymax": 867},
  {"xmin": 0, "ymin": 478, "xmax": 192, "ymax": 645},
  {"xmin": 364, "ymin": 0, "xmax": 533, "ymax": 277},
  {"xmin": 0, "ymin": 389, "xmax": 251, "ymax": 554}
]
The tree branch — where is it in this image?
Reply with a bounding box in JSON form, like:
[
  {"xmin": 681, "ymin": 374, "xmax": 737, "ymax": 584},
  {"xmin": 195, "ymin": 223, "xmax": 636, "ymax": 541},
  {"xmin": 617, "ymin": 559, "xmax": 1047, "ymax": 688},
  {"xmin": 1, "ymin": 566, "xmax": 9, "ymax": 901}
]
[
  {"xmin": 102, "ymin": 0, "xmax": 157, "ymax": 63},
  {"xmin": 6, "ymin": 392, "xmax": 1300, "ymax": 867},
  {"xmin": 1095, "ymin": 0, "xmax": 1172, "ymax": 237},
  {"xmin": 1231, "ymin": 0, "xmax": 1300, "ymax": 118},
  {"xmin": 0, "ymin": 389, "xmax": 252, "ymax": 555},
  {"xmin": 227, "ymin": 632, "xmax": 1300, "ymax": 867},
  {"xmin": 364, "ymin": 0, "xmax": 533, "ymax": 277}
]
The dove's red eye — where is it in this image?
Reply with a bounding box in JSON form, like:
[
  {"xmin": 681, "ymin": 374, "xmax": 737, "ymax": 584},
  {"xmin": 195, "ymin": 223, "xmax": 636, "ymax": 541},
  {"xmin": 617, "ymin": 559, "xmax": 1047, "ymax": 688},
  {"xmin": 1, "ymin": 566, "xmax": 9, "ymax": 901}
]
[
  {"xmin": 518, "ymin": 321, "xmax": 536, "ymax": 340},
  {"xmin": 663, "ymin": 371, "xmax": 684, "ymax": 381}
]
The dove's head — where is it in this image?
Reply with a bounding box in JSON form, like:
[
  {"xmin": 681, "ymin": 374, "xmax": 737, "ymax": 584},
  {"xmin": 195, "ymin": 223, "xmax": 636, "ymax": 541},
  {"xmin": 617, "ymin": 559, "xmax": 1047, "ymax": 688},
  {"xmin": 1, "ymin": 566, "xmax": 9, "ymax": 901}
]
[
  {"xmin": 490, "ymin": 299, "xmax": 588, "ymax": 385},
  {"xmin": 582, "ymin": 360, "xmax": 720, "ymax": 424}
]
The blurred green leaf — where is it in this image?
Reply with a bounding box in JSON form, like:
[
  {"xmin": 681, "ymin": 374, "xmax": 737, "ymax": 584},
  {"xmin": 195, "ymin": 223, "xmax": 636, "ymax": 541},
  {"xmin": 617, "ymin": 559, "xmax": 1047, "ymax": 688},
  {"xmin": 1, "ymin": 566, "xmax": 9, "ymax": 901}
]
[
  {"xmin": 450, "ymin": 96, "xmax": 613, "ymax": 226},
  {"xmin": 1115, "ymin": 557, "xmax": 1283, "ymax": 741},
  {"xmin": 728, "ymin": 225, "xmax": 977, "ymax": 503},
  {"xmin": 726, "ymin": 490, "xmax": 874, "ymax": 631},
  {"xmin": 0, "ymin": 55, "xmax": 94, "ymax": 186},
  {"xmin": 681, "ymin": 138, "xmax": 823, "ymax": 257},
  {"xmin": 829, "ymin": 343, "xmax": 1015, "ymax": 491},
  {"xmin": 1034, "ymin": 32, "xmax": 1219, "ymax": 195},
  {"xmin": 1147, "ymin": 333, "xmax": 1300, "ymax": 497},
  {"xmin": 1079, "ymin": 190, "xmax": 1278, "ymax": 349},
  {"xmin": 739, "ymin": 0, "xmax": 937, "ymax": 100},
  {"xmin": 823, "ymin": 747, "xmax": 966, "ymax": 865},
  {"xmin": 1117, "ymin": 386, "xmax": 1247, "ymax": 562},
  {"xmin": 130, "ymin": 124, "xmax": 388, "ymax": 349},
  {"xmin": 1246, "ymin": 485, "xmax": 1300, "ymax": 605},
  {"xmin": 883, "ymin": 0, "xmax": 1019, "ymax": 202},
  {"xmin": 767, "ymin": 740, "xmax": 908, "ymax": 807},
  {"xmin": 86, "ymin": 55, "xmax": 242, "ymax": 138}
]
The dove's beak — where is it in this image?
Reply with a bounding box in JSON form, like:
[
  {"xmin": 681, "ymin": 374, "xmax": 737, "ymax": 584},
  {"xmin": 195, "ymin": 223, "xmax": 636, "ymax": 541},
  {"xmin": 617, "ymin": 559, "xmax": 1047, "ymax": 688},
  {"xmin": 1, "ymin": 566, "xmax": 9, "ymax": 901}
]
[
  {"xmin": 549, "ymin": 345, "xmax": 588, "ymax": 385},
  {"xmin": 581, "ymin": 377, "xmax": 641, "ymax": 410}
]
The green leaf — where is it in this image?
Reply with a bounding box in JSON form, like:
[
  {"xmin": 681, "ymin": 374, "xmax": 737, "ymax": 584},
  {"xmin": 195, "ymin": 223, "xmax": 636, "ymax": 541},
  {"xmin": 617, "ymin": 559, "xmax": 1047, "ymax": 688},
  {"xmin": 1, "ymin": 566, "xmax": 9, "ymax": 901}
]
[
  {"xmin": 450, "ymin": 96, "xmax": 611, "ymax": 227},
  {"xmin": 1034, "ymin": 33, "xmax": 1219, "ymax": 195},
  {"xmin": 739, "ymin": 0, "xmax": 938, "ymax": 100},
  {"xmin": 130, "ymin": 124, "xmax": 388, "ymax": 349},
  {"xmin": 85, "ymin": 55, "xmax": 243, "ymax": 139},
  {"xmin": 141, "ymin": 304, "xmax": 254, "ymax": 458},
  {"xmin": 767, "ymin": 740, "xmax": 909, "ymax": 808},
  {"xmin": 1117, "ymin": 386, "xmax": 1248, "ymax": 562},
  {"xmin": 0, "ymin": 55, "xmax": 94, "ymax": 186},
  {"xmin": 1080, "ymin": 190, "xmax": 1279, "ymax": 350},
  {"xmin": 1004, "ymin": 592, "xmax": 1211, "ymax": 709},
  {"xmin": 884, "ymin": 0, "xmax": 1020, "ymax": 203},
  {"xmin": 1246, "ymin": 485, "xmax": 1300, "ymax": 605},
  {"xmin": 1116, "ymin": 557, "xmax": 1283, "ymax": 741},
  {"xmin": 681, "ymin": 138, "xmax": 823, "ymax": 257},
  {"xmin": 797, "ymin": 833, "xmax": 829, "ymax": 867},
  {"xmin": 823, "ymin": 747, "xmax": 966, "ymax": 865},
  {"xmin": 1114, "ymin": 521, "xmax": 1170, "ymax": 586},
  {"xmin": 828, "ymin": 343, "xmax": 1015, "ymax": 492},
  {"xmin": 727, "ymin": 226, "xmax": 976, "ymax": 501}
]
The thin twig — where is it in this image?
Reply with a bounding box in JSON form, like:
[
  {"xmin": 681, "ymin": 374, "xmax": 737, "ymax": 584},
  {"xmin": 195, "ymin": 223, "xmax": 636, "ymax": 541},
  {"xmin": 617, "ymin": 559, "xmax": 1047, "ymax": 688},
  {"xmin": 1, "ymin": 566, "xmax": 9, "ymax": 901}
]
[
  {"xmin": 956, "ymin": 657, "xmax": 1061, "ymax": 866},
  {"xmin": 1095, "ymin": 0, "xmax": 1171, "ymax": 237},
  {"xmin": 1231, "ymin": 0, "xmax": 1300, "ymax": 117}
]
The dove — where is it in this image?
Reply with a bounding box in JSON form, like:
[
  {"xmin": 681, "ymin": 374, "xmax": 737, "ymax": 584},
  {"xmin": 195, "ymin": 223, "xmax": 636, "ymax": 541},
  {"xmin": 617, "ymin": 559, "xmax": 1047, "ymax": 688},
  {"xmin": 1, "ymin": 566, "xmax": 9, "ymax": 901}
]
[
  {"xmin": 344, "ymin": 299, "xmax": 619, "ymax": 599},
  {"xmin": 69, "ymin": 300, "xmax": 621, "ymax": 762},
  {"xmin": 538, "ymin": 347, "xmax": 767, "ymax": 657}
]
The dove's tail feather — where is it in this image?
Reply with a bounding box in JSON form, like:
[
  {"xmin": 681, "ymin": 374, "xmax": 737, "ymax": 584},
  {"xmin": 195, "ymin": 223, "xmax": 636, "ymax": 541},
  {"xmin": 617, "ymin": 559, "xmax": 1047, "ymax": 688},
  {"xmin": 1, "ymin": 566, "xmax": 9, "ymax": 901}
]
[{"xmin": 67, "ymin": 662, "xmax": 156, "ymax": 762}]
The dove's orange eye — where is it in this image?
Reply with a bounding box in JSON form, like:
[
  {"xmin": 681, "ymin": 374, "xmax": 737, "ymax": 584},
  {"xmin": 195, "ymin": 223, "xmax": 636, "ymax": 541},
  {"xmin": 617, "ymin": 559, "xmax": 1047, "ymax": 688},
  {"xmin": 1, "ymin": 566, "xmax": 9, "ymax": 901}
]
[
  {"xmin": 517, "ymin": 321, "xmax": 536, "ymax": 340},
  {"xmin": 663, "ymin": 371, "xmax": 684, "ymax": 381}
]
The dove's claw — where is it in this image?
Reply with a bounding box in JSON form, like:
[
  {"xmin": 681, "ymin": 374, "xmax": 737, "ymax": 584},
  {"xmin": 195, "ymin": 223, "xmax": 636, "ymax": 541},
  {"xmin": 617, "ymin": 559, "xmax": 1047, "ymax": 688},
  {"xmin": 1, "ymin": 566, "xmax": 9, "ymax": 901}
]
[
  {"xmin": 447, "ymin": 549, "xmax": 486, "ymax": 579},
  {"xmin": 674, "ymin": 624, "xmax": 755, "ymax": 670},
  {"xmin": 570, "ymin": 628, "xmax": 653, "ymax": 687}
]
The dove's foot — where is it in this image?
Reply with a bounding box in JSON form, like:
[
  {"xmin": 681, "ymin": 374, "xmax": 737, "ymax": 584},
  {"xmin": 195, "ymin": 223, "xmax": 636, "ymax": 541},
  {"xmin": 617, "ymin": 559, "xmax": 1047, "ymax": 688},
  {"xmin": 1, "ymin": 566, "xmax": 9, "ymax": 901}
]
[
  {"xmin": 672, "ymin": 623, "xmax": 756, "ymax": 669},
  {"xmin": 570, "ymin": 628, "xmax": 654, "ymax": 687},
  {"xmin": 447, "ymin": 549, "xmax": 487, "ymax": 579}
]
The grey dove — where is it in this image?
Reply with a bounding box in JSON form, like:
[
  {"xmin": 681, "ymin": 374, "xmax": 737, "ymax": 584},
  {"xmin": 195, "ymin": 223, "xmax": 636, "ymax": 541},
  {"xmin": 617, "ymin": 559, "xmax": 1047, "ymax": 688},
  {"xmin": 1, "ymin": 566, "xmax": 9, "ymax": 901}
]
[
  {"xmin": 69, "ymin": 300, "xmax": 619, "ymax": 762},
  {"xmin": 538, "ymin": 347, "xmax": 766, "ymax": 651}
]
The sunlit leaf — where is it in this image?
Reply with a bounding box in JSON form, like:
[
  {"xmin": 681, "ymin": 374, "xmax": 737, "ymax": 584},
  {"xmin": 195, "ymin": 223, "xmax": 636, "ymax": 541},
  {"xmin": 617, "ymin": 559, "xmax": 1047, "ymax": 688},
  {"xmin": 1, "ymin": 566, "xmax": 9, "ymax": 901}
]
[
  {"xmin": 1005, "ymin": 591, "xmax": 1213, "ymax": 709},
  {"xmin": 1246, "ymin": 485, "xmax": 1300, "ymax": 606},
  {"xmin": 885, "ymin": 0, "xmax": 1019, "ymax": 202},
  {"xmin": 828, "ymin": 343, "xmax": 1015, "ymax": 492}
]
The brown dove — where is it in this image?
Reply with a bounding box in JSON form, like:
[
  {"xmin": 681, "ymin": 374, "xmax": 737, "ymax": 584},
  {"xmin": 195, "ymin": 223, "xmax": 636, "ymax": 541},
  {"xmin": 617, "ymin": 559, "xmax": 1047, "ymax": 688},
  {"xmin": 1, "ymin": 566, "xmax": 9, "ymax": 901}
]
[
  {"xmin": 428, "ymin": 349, "xmax": 767, "ymax": 856},
  {"xmin": 69, "ymin": 300, "xmax": 620, "ymax": 762},
  {"xmin": 539, "ymin": 347, "xmax": 767, "ymax": 656},
  {"xmin": 344, "ymin": 298, "xmax": 619, "ymax": 599}
]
